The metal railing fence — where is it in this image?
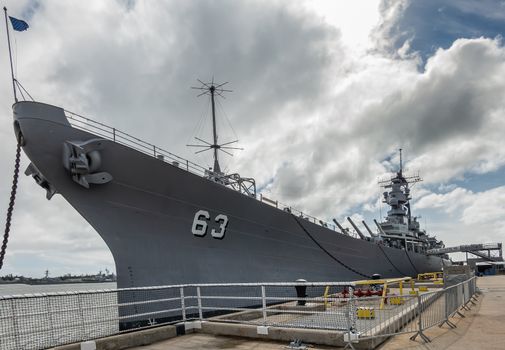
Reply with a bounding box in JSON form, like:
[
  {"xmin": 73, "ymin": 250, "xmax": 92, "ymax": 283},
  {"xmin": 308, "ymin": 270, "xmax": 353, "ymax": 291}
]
[
  {"xmin": 65, "ymin": 110, "xmax": 205, "ymax": 177},
  {"xmin": 0, "ymin": 289, "xmax": 119, "ymax": 350},
  {"xmin": 0, "ymin": 281, "xmax": 352, "ymax": 350},
  {"xmin": 0, "ymin": 277, "xmax": 479, "ymax": 350},
  {"xmin": 347, "ymin": 276, "xmax": 478, "ymax": 348}
]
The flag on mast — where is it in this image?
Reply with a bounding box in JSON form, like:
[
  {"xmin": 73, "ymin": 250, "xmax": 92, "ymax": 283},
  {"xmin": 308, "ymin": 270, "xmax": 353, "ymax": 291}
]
[
  {"xmin": 3, "ymin": 7, "xmax": 30, "ymax": 102},
  {"xmin": 8, "ymin": 16, "xmax": 29, "ymax": 31}
]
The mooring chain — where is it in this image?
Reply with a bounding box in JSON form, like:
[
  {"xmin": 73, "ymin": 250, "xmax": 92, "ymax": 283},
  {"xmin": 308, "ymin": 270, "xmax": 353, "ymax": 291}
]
[{"xmin": 0, "ymin": 142, "xmax": 21, "ymax": 270}]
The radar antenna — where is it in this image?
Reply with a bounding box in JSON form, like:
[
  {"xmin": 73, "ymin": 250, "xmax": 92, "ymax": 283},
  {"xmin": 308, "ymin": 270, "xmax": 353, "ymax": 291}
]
[
  {"xmin": 188, "ymin": 78, "xmax": 242, "ymax": 174},
  {"xmin": 399, "ymin": 148, "xmax": 403, "ymax": 176},
  {"xmin": 378, "ymin": 149, "xmax": 422, "ymax": 187}
]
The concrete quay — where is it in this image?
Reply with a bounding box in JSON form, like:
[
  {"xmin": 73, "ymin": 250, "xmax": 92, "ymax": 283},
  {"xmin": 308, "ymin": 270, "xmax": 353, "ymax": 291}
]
[{"xmin": 378, "ymin": 275, "xmax": 505, "ymax": 350}]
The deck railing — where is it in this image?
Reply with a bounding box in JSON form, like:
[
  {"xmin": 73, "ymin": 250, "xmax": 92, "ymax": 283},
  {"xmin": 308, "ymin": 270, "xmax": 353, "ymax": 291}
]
[
  {"xmin": 65, "ymin": 110, "xmax": 207, "ymax": 177},
  {"xmin": 64, "ymin": 110, "xmax": 338, "ymax": 232}
]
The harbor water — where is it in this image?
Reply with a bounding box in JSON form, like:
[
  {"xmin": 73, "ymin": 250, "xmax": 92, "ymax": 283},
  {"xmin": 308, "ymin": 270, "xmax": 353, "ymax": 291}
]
[{"xmin": 0, "ymin": 282, "xmax": 116, "ymax": 296}]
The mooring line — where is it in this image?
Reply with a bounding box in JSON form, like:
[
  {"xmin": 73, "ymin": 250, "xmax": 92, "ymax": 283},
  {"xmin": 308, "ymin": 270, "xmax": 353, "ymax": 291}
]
[
  {"xmin": 405, "ymin": 250, "xmax": 420, "ymax": 275},
  {"xmin": 377, "ymin": 243, "xmax": 410, "ymax": 277},
  {"xmin": 291, "ymin": 215, "xmax": 371, "ymax": 279}
]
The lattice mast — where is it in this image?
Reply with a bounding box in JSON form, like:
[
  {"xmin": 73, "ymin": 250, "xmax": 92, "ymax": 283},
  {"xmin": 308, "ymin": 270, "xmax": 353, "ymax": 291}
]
[{"xmin": 188, "ymin": 79, "xmax": 241, "ymax": 174}]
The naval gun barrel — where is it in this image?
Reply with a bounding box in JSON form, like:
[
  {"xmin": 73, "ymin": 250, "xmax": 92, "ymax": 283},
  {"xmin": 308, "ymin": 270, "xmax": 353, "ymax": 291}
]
[
  {"xmin": 373, "ymin": 219, "xmax": 387, "ymax": 236},
  {"xmin": 347, "ymin": 217, "xmax": 366, "ymax": 240},
  {"xmin": 362, "ymin": 220, "xmax": 378, "ymax": 237},
  {"xmin": 332, "ymin": 219, "xmax": 350, "ymax": 236}
]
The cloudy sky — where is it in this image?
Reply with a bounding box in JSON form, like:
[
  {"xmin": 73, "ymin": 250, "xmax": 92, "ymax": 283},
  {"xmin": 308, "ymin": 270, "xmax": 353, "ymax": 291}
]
[{"xmin": 1, "ymin": 0, "xmax": 504, "ymax": 277}]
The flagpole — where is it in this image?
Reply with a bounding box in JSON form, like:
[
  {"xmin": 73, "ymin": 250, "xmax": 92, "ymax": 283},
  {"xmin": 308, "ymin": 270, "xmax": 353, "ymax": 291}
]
[{"xmin": 3, "ymin": 7, "xmax": 17, "ymax": 103}]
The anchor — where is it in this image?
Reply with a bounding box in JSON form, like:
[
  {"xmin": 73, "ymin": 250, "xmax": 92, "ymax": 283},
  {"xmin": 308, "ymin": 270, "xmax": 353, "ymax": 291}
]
[
  {"xmin": 62, "ymin": 138, "xmax": 113, "ymax": 188},
  {"xmin": 25, "ymin": 163, "xmax": 57, "ymax": 200}
]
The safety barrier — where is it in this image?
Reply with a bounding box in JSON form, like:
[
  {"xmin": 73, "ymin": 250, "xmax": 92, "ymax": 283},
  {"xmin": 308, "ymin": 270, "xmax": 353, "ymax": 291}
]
[
  {"xmin": 417, "ymin": 271, "xmax": 443, "ymax": 281},
  {"xmin": 0, "ymin": 277, "xmax": 478, "ymax": 350},
  {"xmin": 346, "ymin": 276, "xmax": 479, "ymax": 348}
]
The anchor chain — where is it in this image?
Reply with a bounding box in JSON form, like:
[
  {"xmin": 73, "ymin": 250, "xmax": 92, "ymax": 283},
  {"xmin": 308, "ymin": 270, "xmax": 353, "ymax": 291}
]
[{"xmin": 0, "ymin": 142, "xmax": 21, "ymax": 270}]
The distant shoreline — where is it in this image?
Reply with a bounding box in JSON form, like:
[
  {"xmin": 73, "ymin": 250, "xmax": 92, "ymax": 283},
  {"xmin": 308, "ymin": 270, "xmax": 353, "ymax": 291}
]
[
  {"xmin": 1, "ymin": 272, "xmax": 116, "ymax": 286},
  {"xmin": 0, "ymin": 280, "xmax": 115, "ymax": 286}
]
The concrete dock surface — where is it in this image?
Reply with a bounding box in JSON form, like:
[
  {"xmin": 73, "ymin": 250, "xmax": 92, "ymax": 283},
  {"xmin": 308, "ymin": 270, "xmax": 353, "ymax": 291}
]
[
  {"xmin": 379, "ymin": 275, "xmax": 505, "ymax": 350},
  {"xmin": 129, "ymin": 275, "xmax": 505, "ymax": 350},
  {"xmin": 131, "ymin": 333, "xmax": 336, "ymax": 350}
]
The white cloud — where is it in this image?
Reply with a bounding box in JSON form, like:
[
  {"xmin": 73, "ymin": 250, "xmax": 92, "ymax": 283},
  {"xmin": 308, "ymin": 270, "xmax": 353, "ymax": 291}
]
[
  {"xmin": 245, "ymin": 37, "xmax": 505, "ymax": 223},
  {"xmin": 306, "ymin": 0, "xmax": 381, "ymax": 51},
  {"xmin": 461, "ymin": 187, "xmax": 505, "ymax": 228},
  {"xmin": 414, "ymin": 186, "xmax": 505, "ymax": 251},
  {"xmin": 416, "ymin": 187, "xmax": 473, "ymax": 213}
]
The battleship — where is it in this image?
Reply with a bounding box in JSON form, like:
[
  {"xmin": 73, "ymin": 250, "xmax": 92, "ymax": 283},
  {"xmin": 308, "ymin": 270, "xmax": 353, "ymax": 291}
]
[
  {"xmin": 9, "ymin": 74, "xmax": 448, "ymax": 294},
  {"xmin": 0, "ymin": 7, "xmax": 447, "ymax": 297}
]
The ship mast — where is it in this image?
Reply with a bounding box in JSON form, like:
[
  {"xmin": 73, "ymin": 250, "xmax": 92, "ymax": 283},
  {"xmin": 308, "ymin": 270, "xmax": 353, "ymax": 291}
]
[
  {"xmin": 188, "ymin": 79, "xmax": 242, "ymax": 175},
  {"xmin": 399, "ymin": 148, "xmax": 403, "ymax": 176},
  {"xmin": 210, "ymin": 85, "xmax": 219, "ymax": 172}
]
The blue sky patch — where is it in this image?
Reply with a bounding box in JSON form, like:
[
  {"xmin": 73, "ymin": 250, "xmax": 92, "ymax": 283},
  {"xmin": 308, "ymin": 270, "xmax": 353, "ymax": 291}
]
[{"xmin": 390, "ymin": 0, "xmax": 505, "ymax": 62}]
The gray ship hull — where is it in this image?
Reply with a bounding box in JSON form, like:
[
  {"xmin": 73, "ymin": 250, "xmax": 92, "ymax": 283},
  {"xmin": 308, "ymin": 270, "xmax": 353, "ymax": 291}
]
[{"xmin": 13, "ymin": 101, "xmax": 444, "ymax": 291}]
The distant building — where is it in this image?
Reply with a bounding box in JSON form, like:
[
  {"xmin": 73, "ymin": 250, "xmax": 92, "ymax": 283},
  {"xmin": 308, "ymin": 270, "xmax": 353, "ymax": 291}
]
[{"xmin": 475, "ymin": 261, "xmax": 505, "ymax": 276}]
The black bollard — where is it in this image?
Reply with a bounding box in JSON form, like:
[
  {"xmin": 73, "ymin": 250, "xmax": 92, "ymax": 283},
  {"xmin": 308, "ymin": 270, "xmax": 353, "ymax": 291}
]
[
  {"xmin": 371, "ymin": 273, "xmax": 382, "ymax": 291},
  {"xmin": 295, "ymin": 279, "xmax": 307, "ymax": 306}
]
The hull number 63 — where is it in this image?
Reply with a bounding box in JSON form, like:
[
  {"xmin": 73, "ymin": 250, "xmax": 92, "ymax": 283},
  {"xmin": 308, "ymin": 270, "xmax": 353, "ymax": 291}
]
[{"xmin": 191, "ymin": 210, "xmax": 229, "ymax": 239}]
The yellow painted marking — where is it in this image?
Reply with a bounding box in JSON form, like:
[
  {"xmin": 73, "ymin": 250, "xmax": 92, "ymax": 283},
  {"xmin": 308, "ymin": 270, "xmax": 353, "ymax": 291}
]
[
  {"xmin": 390, "ymin": 296, "xmax": 404, "ymax": 305},
  {"xmin": 323, "ymin": 286, "xmax": 330, "ymax": 308},
  {"xmin": 357, "ymin": 307, "xmax": 375, "ymax": 319}
]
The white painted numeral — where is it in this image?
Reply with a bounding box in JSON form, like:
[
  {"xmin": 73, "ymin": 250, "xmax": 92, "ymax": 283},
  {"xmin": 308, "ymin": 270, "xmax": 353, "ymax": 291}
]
[
  {"xmin": 211, "ymin": 214, "xmax": 229, "ymax": 239},
  {"xmin": 191, "ymin": 210, "xmax": 210, "ymax": 236},
  {"xmin": 191, "ymin": 210, "xmax": 229, "ymax": 239}
]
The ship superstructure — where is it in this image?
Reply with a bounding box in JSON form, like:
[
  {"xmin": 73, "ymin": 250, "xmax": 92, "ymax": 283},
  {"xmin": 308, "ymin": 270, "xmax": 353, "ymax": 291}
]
[{"xmin": 376, "ymin": 150, "xmax": 445, "ymax": 253}]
